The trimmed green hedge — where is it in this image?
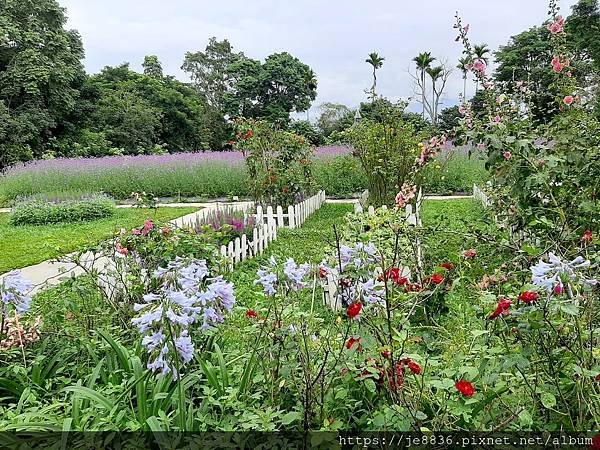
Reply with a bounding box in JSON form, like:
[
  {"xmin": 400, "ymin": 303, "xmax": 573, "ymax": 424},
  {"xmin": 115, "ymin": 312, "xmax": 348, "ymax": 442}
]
[{"xmin": 10, "ymin": 195, "xmax": 117, "ymax": 226}]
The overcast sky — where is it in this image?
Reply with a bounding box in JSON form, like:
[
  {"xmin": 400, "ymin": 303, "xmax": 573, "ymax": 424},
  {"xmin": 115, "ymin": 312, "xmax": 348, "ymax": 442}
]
[{"xmin": 58, "ymin": 0, "xmax": 578, "ymax": 116}]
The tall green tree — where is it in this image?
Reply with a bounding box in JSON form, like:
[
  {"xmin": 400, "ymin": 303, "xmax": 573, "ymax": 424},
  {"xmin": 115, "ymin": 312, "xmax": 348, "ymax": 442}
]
[
  {"xmin": 0, "ymin": 0, "xmax": 85, "ymax": 167},
  {"xmin": 316, "ymin": 103, "xmax": 355, "ymax": 136},
  {"xmin": 457, "ymin": 56, "xmax": 472, "ymax": 100},
  {"xmin": 365, "ymin": 52, "xmax": 385, "ymax": 99},
  {"xmin": 224, "ymin": 52, "xmax": 317, "ymax": 124},
  {"xmin": 142, "ymin": 55, "xmax": 164, "ymax": 79}
]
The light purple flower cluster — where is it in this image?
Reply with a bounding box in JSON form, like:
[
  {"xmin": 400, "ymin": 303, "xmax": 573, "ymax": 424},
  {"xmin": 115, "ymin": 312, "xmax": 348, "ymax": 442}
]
[
  {"xmin": 254, "ymin": 256, "xmax": 311, "ymax": 295},
  {"xmin": 1, "ymin": 271, "xmax": 33, "ymax": 314},
  {"xmin": 132, "ymin": 258, "xmax": 235, "ymax": 378},
  {"xmin": 531, "ymin": 252, "xmax": 597, "ymax": 293},
  {"xmin": 339, "ymin": 243, "xmax": 378, "ymax": 270}
]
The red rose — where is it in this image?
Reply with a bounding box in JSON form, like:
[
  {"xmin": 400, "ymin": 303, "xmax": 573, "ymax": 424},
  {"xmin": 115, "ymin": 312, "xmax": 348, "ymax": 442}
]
[
  {"xmin": 347, "ymin": 302, "xmax": 363, "ymax": 319},
  {"xmin": 243, "ymin": 130, "xmax": 254, "ymax": 140},
  {"xmin": 404, "ymin": 359, "xmax": 422, "ymax": 375},
  {"xmin": 246, "ymin": 310, "xmax": 258, "ymax": 319},
  {"xmin": 440, "ymin": 263, "xmax": 454, "ymax": 271},
  {"xmin": 488, "ymin": 298, "xmax": 512, "ymax": 320},
  {"xmin": 430, "ymin": 273, "xmax": 445, "ymax": 285},
  {"xmin": 346, "ymin": 337, "xmax": 361, "ymax": 350},
  {"xmin": 554, "ymin": 284, "xmax": 564, "ymax": 295},
  {"xmin": 518, "ymin": 291, "xmax": 539, "ymax": 303},
  {"xmin": 582, "ymin": 230, "xmax": 593, "ymax": 244},
  {"xmin": 318, "ymin": 267, "xmax": 328, "ymax": 279},
  {"xmin": 455, "ymin": 379, "xmax": 476, "ymax": 397},
  {"xmin": 386, "ymin": 267, "xmax": 409, "ymax": 285},
  {"xmin": 381, "ymin": 350, "xmax": 392, "ymax": 359},
  {"xmin": 463, "ymin": 249, "xmax": 477, "ymax": 259},
  {"xmin": 407, "ymin": 283, "xmax": 422, "ymax": 292}
]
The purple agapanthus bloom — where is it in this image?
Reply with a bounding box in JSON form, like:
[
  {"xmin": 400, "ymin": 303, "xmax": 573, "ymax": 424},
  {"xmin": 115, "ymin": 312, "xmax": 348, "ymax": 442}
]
[
  {"xmin": 1, "ymin": 271, "xmax": 33, "ymax": 314},
  {"xmin": 283, "ymin": 258, "xmax": 311, "ymax": 291},
  {"xmin": 255, "ymin": 269, "xmax": 278, "ymax": 296},
  {"xmin": 132, "ymin": 258, "xmax": 235, "ymax": 379}
]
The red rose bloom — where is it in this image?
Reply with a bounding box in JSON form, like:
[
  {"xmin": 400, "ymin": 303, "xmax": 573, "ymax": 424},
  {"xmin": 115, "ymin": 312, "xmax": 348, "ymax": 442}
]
[
  {"xmin": 518, "ymin": 291, "xmax": 539, "ymax": 303},
  {"xmin": 318, "ymin": 267, "xmax": 328, "ymax": 279},
  {"xmin": 381, "ymin": 350, "xmax": 392, "ymax": 359},
  {"xmin": 386, "ymin": 267, "xmax": 409, "ymax": 285},
  {"xmin": 440, "ymin": 263, "xmax": 455, "ymax": 271},
  {"xmin": 346, "ymin": 337, "xmax": 361, "ymax": 350},
  {"xmin": 455, "ymin": 379, "xmax": 476, "ymax": 397},
  {"xmin": 488, "ymin": 298, "xmax": 512, "ymax": 320},
  {"xmin": 347, "ymin": 302, "xmax": 363, "ymax": 319},
  {"xmin": 246, "ymin": 310, "xmax": 258, "ymax": 319},
  {"xmin": 463, "ymin": 249, "xmax": 477, "ymax": 259},
  {"xmin": 404, "ymin": 359, "xmax": 422, "ymax": 375},
  {"xmin": 243, "ymin": 130, "xmax": 254, "ymax": 140},
  {"xmin": 582, "ymin": 230, "xmax": 593, "ymax": 244},
  {"xmin": 430, "ymin": 273, "xmax": 445, "ymax": 285}
]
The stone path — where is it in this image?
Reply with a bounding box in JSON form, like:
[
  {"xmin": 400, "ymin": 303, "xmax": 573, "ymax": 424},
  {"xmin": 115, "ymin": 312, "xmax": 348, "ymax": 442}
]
[{"xmin": 0, "ymin": 201, "xmax": 252, "ymax": 296}]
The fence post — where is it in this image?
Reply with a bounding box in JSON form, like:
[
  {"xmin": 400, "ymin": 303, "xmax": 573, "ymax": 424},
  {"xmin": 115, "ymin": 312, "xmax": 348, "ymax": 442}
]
[
  {"xmin": 288, "ymin": 205, "xmax": 295, "ymax": 229},
  {"xmin": 276, "ymin": 205, "xmax": 284, "ymax": 228},
  {"xmin": 256, "ymin": 205, "xmax": 263, "ymax": 227},
  {"xmin": 241, "ymin": 234, "xmax": 247, "ymax": 262}
]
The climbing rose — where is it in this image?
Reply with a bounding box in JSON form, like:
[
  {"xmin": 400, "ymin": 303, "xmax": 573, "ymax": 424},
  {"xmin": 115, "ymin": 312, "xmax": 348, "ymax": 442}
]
[
  {"xmin": 563, "ymin": 95, "xmax": 574, "ymax": 106},
  {"xmin": 430, "ymin": 274, "xmax": 445, "ymax": 285},
  {"xmin": 347, "ymin": 302, "xmax": 362, "ymax": 319},
  {"xmin": 518, "ymin": 291, "xmax": 539, "ymax": 303},
  {"xmin": 488, "ymin": 298, "xmax": 512, "ymax": 320},
  {"xmin": 455, "ymin": 380, "xmax": 476, "ymax": 397},
  {"xmin": 246, "ymin": 310, "xmax": 258, "ymax": 319},
  {"xmin": 582, "ymin": 230, "xmax": 593, "ymax": 244},
  {"xmin": 346, "ymin": 337, "xmax": 361, "ymax": 350}
]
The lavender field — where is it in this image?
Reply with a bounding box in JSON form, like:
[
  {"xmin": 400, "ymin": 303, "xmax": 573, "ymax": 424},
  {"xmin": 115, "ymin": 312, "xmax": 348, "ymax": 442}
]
[{"xmin": 0, "ymin": 147, "xmax": 359, "ymax": 206}]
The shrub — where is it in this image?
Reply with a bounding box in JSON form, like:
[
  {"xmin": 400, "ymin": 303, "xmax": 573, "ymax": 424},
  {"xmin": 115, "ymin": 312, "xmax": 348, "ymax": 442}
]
[
  {"xmin": 10, "ymin": 195, "xmax": 116, "ymax": 226},
  {"xmin": 313, "ymin": 155, "xmax": 366, "ymax": 197}
]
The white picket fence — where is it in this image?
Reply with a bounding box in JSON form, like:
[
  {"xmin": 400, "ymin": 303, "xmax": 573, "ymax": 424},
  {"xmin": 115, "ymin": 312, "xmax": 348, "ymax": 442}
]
[
  {"xmin": 473, "ymin": 184, "xmax": 492, "ymax": 208},
  {"xmin": 255, "ymin": 190, "xmax": 326, "ymax": 229},
  {"xmin": 218, "ymin": 190, "xmax": 326, "ymax": 270}
]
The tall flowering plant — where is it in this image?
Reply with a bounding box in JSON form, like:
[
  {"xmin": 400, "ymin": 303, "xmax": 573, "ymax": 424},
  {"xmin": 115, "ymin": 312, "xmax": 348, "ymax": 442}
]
[
  {"xmin": 132, "ymin": 257, "xmax": 235, "ymax": 380},
  {"xmin": 0, "ymin": 271, "xmax": 36, "ymax": 351}
]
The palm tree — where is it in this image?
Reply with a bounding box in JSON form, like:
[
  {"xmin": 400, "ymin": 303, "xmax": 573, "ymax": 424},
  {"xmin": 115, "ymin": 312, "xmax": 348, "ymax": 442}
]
[
  {"xmin": 413, "ymin": 52, "xmax": 436, "ymax": 119},
  {"xmin": 365, "ymin": 52, "xmax": 385, "ymax": 100},
  {"xmin": 457, "ymin": 56, "xmax": 472, "ymax": 100},
  {"xmin": 426, "ymin": 66, "xmax": 444, "ymax": 124},
  {"xmin": 473, "ymin": 44, "xmax": 491, "ymax": 64}
]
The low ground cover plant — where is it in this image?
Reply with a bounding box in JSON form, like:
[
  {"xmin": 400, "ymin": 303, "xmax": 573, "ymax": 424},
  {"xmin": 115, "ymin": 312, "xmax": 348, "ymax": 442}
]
[{"xmin": 10, "ymin": 194, "xmax": 117, "ymax": 226}]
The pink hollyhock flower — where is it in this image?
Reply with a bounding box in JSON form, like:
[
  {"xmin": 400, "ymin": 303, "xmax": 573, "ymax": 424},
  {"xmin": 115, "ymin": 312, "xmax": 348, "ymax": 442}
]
[
  {"xmin": 472, "ymin": 59, "xmax": 486, "ymax": 74},
  {"xmin": 563, "ymin": 95, "xmax": 574, "ymax": 106},
  {"xmin": 141, "ymin": 220, "xmax": 154, "ymax": 237},
  {"xmin": 458, "ymin": 105, "xmax": 467, "ymax": 116},
  {"xmin": 503, "ymin": 151, "xmax": 512, "ymax": 160},
  {"xmin": 463, "ymin": 24, "xmax": 470, "ymax": 34},
  {"xmin": 548, "ymin": 16, "xmax": 565, "ymax": 35},
  {"xmin": 477, "ymin": 142, "xmax": 486, "ymax": 150},
  {"xmin": 395, "ymin": 192, "xmax": 407, "ymax": 209},
  {"xmin": 115, "ymin": 243, "xmax": 129, "ymax": 256},
  {"xmin": 552, "ymin": 57, "xmax": 563, "ymax": 73}
]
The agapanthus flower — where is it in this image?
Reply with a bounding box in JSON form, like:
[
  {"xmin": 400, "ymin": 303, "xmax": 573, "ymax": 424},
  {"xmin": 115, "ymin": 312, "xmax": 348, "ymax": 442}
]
[
  {"xmin": 530, "ymin": 252, "xmax": 597, "ymax": 293},
  {"xmin": 283, "ymin": 258, "xmax": 311, "ymax": 290},
  {"xmin": 358, "ymin": 279, "xmax": 384, "ymax": 305},
  {"xmin": 255, "ymin": 268, "xmax": 278, "ymax": 296},
  {"xmin": 1, "ymin": 271, "xmax": 33, "ymax": 314},
  {"xmin": 132, "ymin": 258, "xmax": 235, "ymax": 379}
]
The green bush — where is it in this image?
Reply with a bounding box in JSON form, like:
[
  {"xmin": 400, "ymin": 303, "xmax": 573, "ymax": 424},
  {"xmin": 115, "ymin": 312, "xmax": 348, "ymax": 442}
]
[
  {"xmin": 313, "ymin": 155, "xmax": 366, "ymax": 197},
  {"xmin": 421, "ymin": 152, "xmax": 489, "ymax": 195},
  {"xmin": 10, "ymin": 195, "xmax": 117, "ymax": 226}
]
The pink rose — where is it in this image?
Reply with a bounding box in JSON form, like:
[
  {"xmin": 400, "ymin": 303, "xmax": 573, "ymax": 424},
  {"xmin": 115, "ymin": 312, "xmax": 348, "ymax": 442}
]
[
  {"xmin": 551, "ymin": 56, "xmax": 563, "ymax": 73},
  {"xmin": 548, "ymin": 16, "xmax": 565, "ymax": 35},
  {"xmin": 503, "ymin": 151, "xmax": 512, "ymax": 160},
  {"xmin": 563, "ymin": 95, "xmax": 574, "ymax": 106}
]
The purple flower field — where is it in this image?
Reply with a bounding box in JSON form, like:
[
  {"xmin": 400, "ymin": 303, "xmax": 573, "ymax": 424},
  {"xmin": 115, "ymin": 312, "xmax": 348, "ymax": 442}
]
[{"xmin": 4, "ymin": 147, "xmax": 352, "ymax": 177}]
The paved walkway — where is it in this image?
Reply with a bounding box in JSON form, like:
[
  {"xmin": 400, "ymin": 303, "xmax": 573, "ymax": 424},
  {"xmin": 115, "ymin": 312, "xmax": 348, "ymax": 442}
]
[{"xmin": 0, "ymin": 201, "xmax": 253, "ymax": 295}]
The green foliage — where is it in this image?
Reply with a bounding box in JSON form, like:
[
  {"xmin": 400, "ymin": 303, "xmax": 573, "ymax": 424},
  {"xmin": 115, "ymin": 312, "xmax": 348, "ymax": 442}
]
[
  {"xmin": 421, "ymin": 151, "xmax": 490, "ymax": 195},
  {"xmin": 0, "ymin": 0, "xmax": 85, "ymax": 168},
  {"xmin": 344, "ymin": 104, "xmax": 426, "ymax": 207},
  {"xmin": 234, "ymin": 120, "xmax": 315, "ymax": 207},
  {"xmin": 316, "ymin": 103, "xmax": 355, "ymax": 137},
  {"xmin": 10, "ymin": 195, "xmax": 116, "ymax": 226},
  {"xmin": 313, "ymin": 155, "xmax": 365, "ymax": 198},
  {"xmin": 288, "ymin": 120, "xmax": 324, "ymax": 146}
]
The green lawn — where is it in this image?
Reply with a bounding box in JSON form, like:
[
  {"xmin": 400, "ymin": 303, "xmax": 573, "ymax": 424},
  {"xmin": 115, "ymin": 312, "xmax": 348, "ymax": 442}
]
[{"xmin": 0, "ymin": 207, "xmax": 199, "ymax": 274}]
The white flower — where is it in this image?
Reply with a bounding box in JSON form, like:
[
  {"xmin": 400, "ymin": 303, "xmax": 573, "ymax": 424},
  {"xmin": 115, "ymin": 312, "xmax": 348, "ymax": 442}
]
[{"xmin": 531, "ymin": 252, "xmax": 596, "ymax": 293}]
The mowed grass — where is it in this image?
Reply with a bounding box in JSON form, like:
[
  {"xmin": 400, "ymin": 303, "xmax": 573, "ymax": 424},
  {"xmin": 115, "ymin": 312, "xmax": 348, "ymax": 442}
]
[{"xmin": 0, "ymin": 207, "xmax": 199, "ymax": 274}]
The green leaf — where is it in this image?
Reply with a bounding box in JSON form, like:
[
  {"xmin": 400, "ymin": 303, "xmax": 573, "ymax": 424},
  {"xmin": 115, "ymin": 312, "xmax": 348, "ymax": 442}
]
[
  {"xmin": 281, "ymin": 411, "xmax": 300, "ymax": 425},
  {"xmin": 64, "ymin": 386, "xmax": 115, "ymax": 411},
  {"xmin": 540, "ymin": 392, "xmax": 556, "ymax": 409}
]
